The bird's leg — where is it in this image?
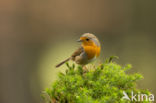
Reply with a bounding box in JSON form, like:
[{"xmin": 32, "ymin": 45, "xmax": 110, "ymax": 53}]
[{"xmin": 82, "ymin": 65, "xmax": 88, "ymax": 73}]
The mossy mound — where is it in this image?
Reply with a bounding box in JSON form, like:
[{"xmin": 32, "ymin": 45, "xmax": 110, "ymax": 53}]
[{"xmin": 42, "ymin": 58, "xmax": 151, "ymax": 103}]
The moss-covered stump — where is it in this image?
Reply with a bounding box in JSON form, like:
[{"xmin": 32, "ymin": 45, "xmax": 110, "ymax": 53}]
[{"xmin": 42, "ymin": 58, "xmax": 152, "ymax": 103}]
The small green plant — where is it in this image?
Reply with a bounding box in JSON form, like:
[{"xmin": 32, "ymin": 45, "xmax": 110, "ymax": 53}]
[{"xmin": 42, "ymin": 57, "xmax": 152, "ymax": 103}]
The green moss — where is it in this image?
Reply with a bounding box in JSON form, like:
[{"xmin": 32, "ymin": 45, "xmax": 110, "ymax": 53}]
[{"xmin": 42, "ymin": 57, "xmax": 152, "ymax": 103}]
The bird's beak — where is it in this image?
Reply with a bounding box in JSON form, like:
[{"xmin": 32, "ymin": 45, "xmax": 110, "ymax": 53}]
[{"xmin": 77, "ymin": 39, "xmax": 82, "ymax": 42}]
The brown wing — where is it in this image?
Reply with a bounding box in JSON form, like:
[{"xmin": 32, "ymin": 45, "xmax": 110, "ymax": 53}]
[{"xmin": 71, "ymin": 47, "xmax": 84, "ymax": 61}]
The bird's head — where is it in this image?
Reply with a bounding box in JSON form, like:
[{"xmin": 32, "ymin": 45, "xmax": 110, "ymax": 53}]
[{"xmin": 77, "ymin": 33, "xmax": 100, "ymax": 47}]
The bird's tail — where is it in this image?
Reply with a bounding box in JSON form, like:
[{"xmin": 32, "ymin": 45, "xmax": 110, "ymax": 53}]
[{"xmin": 56, "ymin": 58, "xmax": 71, "ymax": 68}]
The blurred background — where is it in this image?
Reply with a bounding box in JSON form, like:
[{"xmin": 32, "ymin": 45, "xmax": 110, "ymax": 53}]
[{"xmin": 0, "ymin": 0, "xmax": 156, "ymax": 103}]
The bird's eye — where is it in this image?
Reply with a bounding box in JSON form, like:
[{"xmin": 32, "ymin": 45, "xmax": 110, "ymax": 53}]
[{"xmin": 86, "ymin": 38, "xmax": 89, "ymax": 41}]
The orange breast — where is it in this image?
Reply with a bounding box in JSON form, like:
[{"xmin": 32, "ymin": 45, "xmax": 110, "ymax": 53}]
[
  {"xmin": 96, "ymin": 47, "xmax": 100, "ymax": 57},
  {"xmin": 83, "ymin": 46, "xmax": 100, "ymax": 60}
]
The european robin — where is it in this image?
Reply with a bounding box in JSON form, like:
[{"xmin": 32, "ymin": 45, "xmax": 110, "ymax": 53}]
[{"xmin": 56, "ymin": 33, "xmax": 101, "ymax": 68}]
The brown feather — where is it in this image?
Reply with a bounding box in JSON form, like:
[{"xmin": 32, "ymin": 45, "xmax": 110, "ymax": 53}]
[
  {"xmin": 71, "ymin": 47, "xmax": 84, "ymax": 60},
  {"xmin": 56, "ymin": 58, "xmax": 70, "ymax": 68},
  {"xmin": 56, "ymin": 47, "xmax": 83, "ymax": 68}
]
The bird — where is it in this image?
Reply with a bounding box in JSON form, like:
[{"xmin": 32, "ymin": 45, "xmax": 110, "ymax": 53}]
[{"xmin": 56, "ymin": 33, "xmax": 101, "ymax": 68}]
